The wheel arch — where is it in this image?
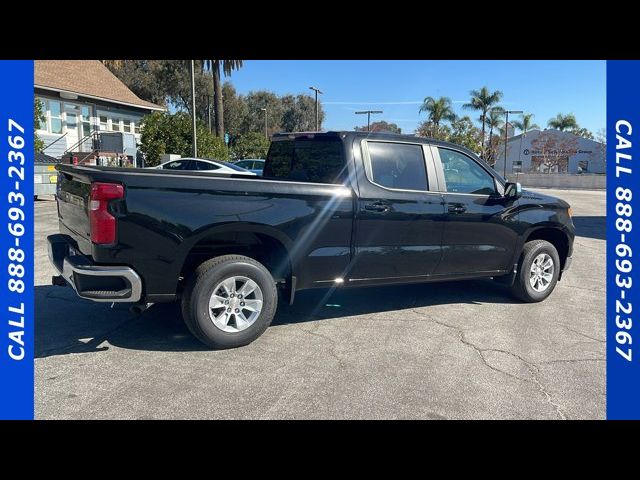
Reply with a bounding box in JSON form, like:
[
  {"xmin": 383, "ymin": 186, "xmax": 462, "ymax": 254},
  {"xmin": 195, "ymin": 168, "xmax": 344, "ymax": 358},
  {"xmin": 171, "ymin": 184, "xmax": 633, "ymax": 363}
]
[
  {"xmin": 176, "ymin": 223, "xmax": 296, "ymax": 299},
  {"xmin": 522, "ymin": 225, "xmax": 571, "ymax": 272}
]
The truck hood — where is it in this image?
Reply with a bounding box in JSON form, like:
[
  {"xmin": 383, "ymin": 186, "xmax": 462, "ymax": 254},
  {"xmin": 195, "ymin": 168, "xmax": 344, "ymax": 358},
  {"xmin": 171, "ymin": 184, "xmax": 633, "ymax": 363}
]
[{"xmin": 520, "ymin": 189, "xmax": 570, "ymax": 209}]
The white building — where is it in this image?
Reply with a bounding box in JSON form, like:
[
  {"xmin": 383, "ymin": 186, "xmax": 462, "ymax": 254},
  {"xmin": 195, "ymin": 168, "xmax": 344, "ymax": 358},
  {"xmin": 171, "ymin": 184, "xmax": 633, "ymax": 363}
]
[
  {"xmin": 35, "ymin": 60, "xmax": 164, "ymax": 160},
  {"xmin": 494, "ymin": 129, "xmax": 605, "ymax": 176}
]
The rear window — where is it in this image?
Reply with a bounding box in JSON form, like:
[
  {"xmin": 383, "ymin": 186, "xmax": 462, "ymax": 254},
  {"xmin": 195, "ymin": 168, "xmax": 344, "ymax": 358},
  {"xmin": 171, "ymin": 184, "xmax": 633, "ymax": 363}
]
[{"xmin": 264, "ymin": 137, "xmax": 345, "ymax": 184}]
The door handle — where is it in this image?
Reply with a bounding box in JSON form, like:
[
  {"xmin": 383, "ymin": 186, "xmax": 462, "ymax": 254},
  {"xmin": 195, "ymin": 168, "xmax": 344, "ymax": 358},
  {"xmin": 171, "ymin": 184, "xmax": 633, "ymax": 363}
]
[
  {"xmin": 447, "ymin": 203, "xmax": 466, "ymax": 214},
  {"xmin": 364, "ymin": 202, "xmax": 390, "ymax": 212}
]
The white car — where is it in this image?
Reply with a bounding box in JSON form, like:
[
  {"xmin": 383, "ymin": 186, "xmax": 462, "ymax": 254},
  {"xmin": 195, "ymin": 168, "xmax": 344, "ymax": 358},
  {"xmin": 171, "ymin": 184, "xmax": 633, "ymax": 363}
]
[{"xmin": 151, "ymin": 157, "xmax": 257, "ymax": 175}]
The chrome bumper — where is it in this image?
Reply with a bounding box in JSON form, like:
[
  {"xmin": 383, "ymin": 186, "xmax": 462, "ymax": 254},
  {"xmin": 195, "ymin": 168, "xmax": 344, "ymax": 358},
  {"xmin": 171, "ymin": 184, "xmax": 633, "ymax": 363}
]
[{"xmin": 47, "ymin": 234, "xmax": 142, "ymax": 303}]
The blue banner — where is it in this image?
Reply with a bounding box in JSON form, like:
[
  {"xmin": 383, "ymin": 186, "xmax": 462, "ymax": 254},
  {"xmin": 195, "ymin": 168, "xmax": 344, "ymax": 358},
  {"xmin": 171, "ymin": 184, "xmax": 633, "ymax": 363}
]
[
  {"xmin": 607, "ymin": 60, "xmax": 640, "ymax": 419},
  {"xmin": 0, "ymin": 60, "xmax": 34, "ymax": 419}
]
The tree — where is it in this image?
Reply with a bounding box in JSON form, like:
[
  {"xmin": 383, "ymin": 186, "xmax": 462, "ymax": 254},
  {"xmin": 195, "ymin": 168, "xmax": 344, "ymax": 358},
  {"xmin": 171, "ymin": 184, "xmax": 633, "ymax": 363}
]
[
  {"xmin": 103, "ymin": 60, "xmax": 167, "ymax": 107},
  {"xmin": 512, "ymin": 113, "xmax": 539, "ymax": 134},
  {"xmin": 355, "ymin": 120, "xmax": 401, "ymax": 134},
  {"xmin": 415, "ymin": 121, "xmax": 450, "ymax": 141},
  {"xmin": 463, "ymin": 86, "xmax": 503, "ymax": 157},
  {"xmin": 448, "ymin": 116, "xmax": 482, "ymax": 154},
  {"xmin": 547, "ymin": 113, "xmax": 579, "ymax": 131},
  {"xmin": 230, "ymin": 132, "xmax": 270, "ymax": 160},
  {"xmin": 204, "ymin": 60, "xmax": 244, "ymax": 138},
  {"xmin": 569, "ymin": 127, "xmax": 594, "ymax": 140},
  {"xmin": 486, "ymin": 107, "xmax": 504, "ymax": 147},
  {"xmin": 34, "ymin": 98, "xmax": 46, "ymax": 154},
  {"xmin": 595, "ymin": 128, "xmax": 607, "ymax": 167},
  {"xmin": 281, "ymin": 94, "xmax": 325, "ymax": 132},
  {"xmin": 222, "ymin": 82, "xmax": 248, "ymax": 139},
  {"xmin": 243, "ymin": 90, "xmax": 283, "ymax": 136},
  {"xmin": 418, "ymin": 96, "xmax": 456, "ymax": 126},
  {"xmin": 530, "ymin": 130, "xmax": 579, "ymax": 173},
  {"xmin": 139, "ymin": 111, "xmax": 229, "ymax": 166}
]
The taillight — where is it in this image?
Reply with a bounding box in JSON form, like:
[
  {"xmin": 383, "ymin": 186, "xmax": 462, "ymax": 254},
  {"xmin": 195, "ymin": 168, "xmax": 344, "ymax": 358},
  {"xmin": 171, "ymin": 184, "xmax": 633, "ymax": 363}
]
[{"xmin": 89, "ymin": 182, "xmax": 124, "ymax": 244}]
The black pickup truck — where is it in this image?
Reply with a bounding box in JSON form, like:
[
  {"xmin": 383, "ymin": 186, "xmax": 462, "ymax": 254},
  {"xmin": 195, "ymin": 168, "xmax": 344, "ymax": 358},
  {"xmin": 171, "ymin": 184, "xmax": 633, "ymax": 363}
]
[{"xmin": 48, "ymin": 131, "xmax": 575, "ymax": 348}]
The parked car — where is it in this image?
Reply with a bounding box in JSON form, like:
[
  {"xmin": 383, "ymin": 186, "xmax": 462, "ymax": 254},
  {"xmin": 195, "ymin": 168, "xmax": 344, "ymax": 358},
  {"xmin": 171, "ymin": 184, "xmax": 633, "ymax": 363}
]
[
  {"xmin": 234, "ymin": 158, "xmax": 265, "ymax": 175},
  {"xmin": 49, "ymin": 131, "xmax": 575, "ymax": 349},
  {"xmin": 151, "ymin": 157, "xmax": 256, "ymax": 175}
]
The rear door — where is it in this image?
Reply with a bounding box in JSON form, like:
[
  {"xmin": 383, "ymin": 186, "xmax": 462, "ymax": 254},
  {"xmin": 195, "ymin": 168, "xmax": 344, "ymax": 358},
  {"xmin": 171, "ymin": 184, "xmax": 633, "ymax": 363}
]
[
  {"xmin": 349, "ymin": 139, "xmax": 445, "ymax": 283},
  {"xmin": 431, "ymin": 145, "xmax": 519, "ymax": 275}
]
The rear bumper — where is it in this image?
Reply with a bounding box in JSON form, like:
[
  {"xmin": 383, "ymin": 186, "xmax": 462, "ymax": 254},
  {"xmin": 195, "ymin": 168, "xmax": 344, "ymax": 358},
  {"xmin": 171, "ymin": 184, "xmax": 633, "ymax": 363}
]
[{"xmin": 47, "ymin": 234, "xmax": 142, "ymax": 303}]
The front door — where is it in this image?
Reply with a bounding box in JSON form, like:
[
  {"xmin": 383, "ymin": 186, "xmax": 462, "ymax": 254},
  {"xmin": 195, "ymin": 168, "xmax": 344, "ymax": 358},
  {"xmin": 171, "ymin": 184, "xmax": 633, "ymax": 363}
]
[
  {"xmin": 64, "ymin": 106, "xmax": 79, "ymax": 151},
  {"xmin": 431, "ymin": 146, "xmax": 519, "ymax": 275},
  {"xmin": 350, "ymin": 139, "xmax": 445, "ymax": 284}
]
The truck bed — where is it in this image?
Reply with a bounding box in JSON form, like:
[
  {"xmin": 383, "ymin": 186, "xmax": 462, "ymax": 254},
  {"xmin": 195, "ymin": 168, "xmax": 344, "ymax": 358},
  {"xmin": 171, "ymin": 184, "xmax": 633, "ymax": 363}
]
[{"xmin": 55, "ymin": 163, "xmax": 354, "ymax": 302}]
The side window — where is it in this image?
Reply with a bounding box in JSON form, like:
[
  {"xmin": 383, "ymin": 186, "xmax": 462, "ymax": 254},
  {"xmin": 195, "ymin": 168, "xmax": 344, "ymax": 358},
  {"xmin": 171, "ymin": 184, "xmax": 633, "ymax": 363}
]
[
  {"xmin": 367, "ymin": 141, "xmax": 428, "ymax": 191},
  {"xmin": 438, "ymin": 148, "xmax": 496, "ymax": 195},
  {"xmin": 196, "ymin": 161, "xmax": 220, "ymax": 171},
  {"xmin": 164, "ymin": 160, "xmax": 190, "ymax": 170}
]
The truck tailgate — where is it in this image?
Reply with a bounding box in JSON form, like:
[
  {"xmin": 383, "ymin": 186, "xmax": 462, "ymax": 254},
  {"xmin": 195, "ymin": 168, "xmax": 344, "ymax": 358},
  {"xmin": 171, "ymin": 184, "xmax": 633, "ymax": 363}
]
[{"xmin": 56, "ymin": 167, "xmax": 94, "ymax": 253}]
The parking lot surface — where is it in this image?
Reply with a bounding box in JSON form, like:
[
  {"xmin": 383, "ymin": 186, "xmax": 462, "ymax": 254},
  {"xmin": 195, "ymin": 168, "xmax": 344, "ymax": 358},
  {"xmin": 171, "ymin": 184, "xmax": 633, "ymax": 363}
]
[{"xmin": 35, "ymin": 188, "xmax": 605, "ymax": 419}]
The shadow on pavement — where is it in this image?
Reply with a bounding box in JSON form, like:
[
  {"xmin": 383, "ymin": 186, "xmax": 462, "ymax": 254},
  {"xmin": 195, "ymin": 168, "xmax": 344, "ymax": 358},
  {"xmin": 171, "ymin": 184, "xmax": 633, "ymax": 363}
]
[
  {"xmin": 36, "ymin": 278, "xmax": 519, "ymax": 358},
  {"xmin": 572, "ymin": 216, "xmax": 605, "ymax": 241}
]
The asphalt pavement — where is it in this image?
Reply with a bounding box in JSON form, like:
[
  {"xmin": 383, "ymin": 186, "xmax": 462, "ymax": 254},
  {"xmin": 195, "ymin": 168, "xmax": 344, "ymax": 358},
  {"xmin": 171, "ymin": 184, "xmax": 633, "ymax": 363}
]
[{"xmin": 34, "ymin": 188, "xmax": 606, "ymax": 419}]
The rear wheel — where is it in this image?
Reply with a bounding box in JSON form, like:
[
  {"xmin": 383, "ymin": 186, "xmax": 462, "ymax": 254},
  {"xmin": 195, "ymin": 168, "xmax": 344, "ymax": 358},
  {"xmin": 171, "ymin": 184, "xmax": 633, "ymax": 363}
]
[
  {"xmin": 510, "ymin": 239, "xmax": 560, "ymax": 302},
  {"xmin": 181, "ymin": 255, "xmax": 278, "ymax": 349}
]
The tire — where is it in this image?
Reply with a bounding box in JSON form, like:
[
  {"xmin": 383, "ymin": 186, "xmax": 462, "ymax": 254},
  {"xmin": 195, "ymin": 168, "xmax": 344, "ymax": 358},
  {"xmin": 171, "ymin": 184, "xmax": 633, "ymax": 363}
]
[
  {"xmin": 181, "ymin": 255, "xmax": 278, "ymax": 349},
  {"xmin": 510, "ymin": 239, "xmax": 560, "ymax": 302}
]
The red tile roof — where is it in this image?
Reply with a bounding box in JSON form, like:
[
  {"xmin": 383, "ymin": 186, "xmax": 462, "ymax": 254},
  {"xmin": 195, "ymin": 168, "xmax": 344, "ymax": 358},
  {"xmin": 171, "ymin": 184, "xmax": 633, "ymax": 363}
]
[{"xmin": 35, "ymin": 60, "xmax": 164, "ymax": 111}]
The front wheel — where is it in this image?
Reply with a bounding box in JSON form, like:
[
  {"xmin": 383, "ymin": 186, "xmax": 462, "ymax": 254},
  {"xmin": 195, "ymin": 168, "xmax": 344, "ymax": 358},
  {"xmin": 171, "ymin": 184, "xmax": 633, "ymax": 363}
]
[
  {"xmin": 181, "ymin": 255, "xmax": 278, "ymax": 349},
  {"xmin": 510, "ymin": 239, "xmax": 560, "ymax": 302}
]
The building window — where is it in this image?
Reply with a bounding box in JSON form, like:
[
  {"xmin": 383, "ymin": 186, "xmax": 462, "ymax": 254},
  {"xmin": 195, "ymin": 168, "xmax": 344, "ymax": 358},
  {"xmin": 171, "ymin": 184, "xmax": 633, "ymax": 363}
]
[
  {"xmin": 49, "ymin": 101, "xmax": 63, "ymax": 134},
  {"xmin": 578, "ymin": 160, "xmax": 589, "ymax": 174},
  {"xmin": 81, "ymin": 106, "xmax": 92, "ymax": 136},
  {"xmin": 99, "ymin": 116, "xmax": 108, "ymax": 131},
  {"xmin": 123, "ymin": 119, "xmax": 132, "ymax": 133},
  {"xmin": 110, "ymin": 118, "xmax": 121, "ymax": 132},
  {"xmin": 134, "ymin": 123, "xmax": 141, "ymax": 134}
]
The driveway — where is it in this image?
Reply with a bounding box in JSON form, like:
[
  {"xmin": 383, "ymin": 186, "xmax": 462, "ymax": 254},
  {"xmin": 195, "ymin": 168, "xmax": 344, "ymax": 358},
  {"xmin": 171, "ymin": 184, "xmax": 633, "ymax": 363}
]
[{"xmin": 34, "ymin": 189, "xmax": 605, "ymax": 419}]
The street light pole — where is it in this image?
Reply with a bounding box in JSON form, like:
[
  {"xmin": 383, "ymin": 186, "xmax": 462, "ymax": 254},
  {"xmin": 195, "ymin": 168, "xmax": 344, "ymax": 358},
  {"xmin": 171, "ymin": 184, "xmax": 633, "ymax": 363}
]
[
  {"xmin": 207, "ymin": 95, "xmax": 212, "ymax": 133},
  {"xmin": 261, "ymin": 107, "xmax": 268, "ymax": 139},
  {"xmin": 355, "ymin": 110, "xmax": 383, "ymax": 132},
  {"xmin": 189, "ymin": 60, "xmax": 198, "ymax": 157},
  {"xmin": 309, "ymin": 86, "xmax": 323, "ymax": 131},
  {"xmin": 500, "ymin": 110, "xmax": 523, "ymax": 179}
]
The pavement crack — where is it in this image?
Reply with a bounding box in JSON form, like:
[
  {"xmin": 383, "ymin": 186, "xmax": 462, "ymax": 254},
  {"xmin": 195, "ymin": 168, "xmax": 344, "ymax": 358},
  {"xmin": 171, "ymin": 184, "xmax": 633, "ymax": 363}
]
[
  {"xmin": 539, "ymin": 358, "xmax": 605, "ymax": 364},
  {"xmin": 300, "ymin": 325, "xmax": 345, "ymax": 369},
  {"xmin": 412, "ymin": 309, "xmax": 569, "ymax": 420},
  {"xmin": 559, "ymin": 325, "xmax": 605, "ymax": 343}
]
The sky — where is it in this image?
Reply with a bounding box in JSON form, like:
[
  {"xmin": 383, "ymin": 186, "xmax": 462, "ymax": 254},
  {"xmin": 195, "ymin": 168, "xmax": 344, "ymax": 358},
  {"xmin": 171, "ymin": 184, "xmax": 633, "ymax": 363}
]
[{"xmin": 227, "ymin": 60, "xmax": 606, "ymax": 134}]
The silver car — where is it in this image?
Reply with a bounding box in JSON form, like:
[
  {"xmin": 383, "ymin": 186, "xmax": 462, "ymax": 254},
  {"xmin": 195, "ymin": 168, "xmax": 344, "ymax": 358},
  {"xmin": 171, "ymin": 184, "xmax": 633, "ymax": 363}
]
[{"xmin": 152, "ymin": 158, "xmax": 257, "ymax": 175}]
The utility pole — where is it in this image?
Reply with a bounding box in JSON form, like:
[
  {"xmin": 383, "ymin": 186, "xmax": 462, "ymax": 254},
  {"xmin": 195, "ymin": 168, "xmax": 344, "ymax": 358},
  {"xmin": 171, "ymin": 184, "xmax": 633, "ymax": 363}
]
[
  {"xmin": 261, "ymin": 107, "xmax": 268, "ymax": 139},
  {"xmin": 309, "ymin": 86, "xmax": 323, "ymax": 131},
  {"xmin": 502, "ymin": 110, "xmax": 523, "ymax": 178},
  {"xmin": 206, "ymin": 94, "xmax": 212, "ymax": 133},
  {"xmin": 355, "ymin": 110, "xmax": 383, "ymax": 132},
  {"xmin": 189, "ymin": 60, "xmax": 198, "ymax": 157}
]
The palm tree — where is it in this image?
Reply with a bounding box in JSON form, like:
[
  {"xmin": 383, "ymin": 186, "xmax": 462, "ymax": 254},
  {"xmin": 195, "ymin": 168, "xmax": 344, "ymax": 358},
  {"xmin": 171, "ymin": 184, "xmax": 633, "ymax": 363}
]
[
  {"xmin": 547, "ymin": 113, "xmax": 578, "ymax": 132},
  {"xmin": 463, "ymin": 86, "xmax": 503, "ymax": 155},
  {"xmin": 204, "ymin": 60, "xmax": 244, "ymax": 138},
  {"xmin": 486, "ymin": 107, "xmax": 504, "ymax": 146},
  {"xmin": 419, "ymin": 96, "xmax": 456, "ymax": 127},
  {"xmin": 512, "ymin": 113, "xmax": 539, "ymax": 135}
]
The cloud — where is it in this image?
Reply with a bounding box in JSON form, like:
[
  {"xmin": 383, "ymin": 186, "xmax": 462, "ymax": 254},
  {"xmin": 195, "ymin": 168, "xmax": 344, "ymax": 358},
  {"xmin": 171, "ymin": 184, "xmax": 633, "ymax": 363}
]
[{"xmin": 324, "ymin": 101, "xmax": 423, "ymax": 105}]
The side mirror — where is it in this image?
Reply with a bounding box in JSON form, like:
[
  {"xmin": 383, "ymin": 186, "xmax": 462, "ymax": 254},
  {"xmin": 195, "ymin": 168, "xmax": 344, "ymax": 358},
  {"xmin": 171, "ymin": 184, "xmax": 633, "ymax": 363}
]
[{"xmin": 504, "ymin": 181, "xmax": 522, "ymax": 199}]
